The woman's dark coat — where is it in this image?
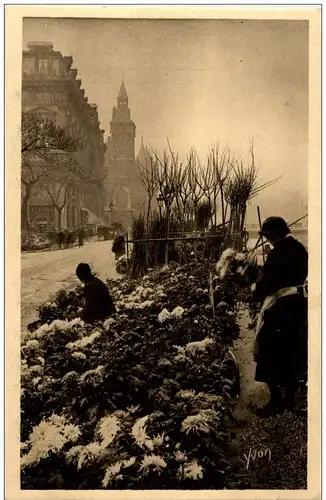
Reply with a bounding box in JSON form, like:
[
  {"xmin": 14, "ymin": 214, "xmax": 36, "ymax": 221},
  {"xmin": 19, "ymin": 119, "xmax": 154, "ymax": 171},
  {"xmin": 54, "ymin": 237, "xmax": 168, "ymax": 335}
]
[
  {"xmin": 80, "ymin": 277, "xmax": 116, "ymax": 324},
  {"xmin": 253, "ymin": 235, "xmax": 308, "ymax": 386}
]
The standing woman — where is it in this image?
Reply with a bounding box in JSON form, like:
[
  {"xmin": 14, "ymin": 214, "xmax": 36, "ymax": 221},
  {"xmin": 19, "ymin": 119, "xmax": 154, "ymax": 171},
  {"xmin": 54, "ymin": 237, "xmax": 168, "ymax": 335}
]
[{"xmin": 251, "ymin": 216, "xmax": 308, "ymax": 417}]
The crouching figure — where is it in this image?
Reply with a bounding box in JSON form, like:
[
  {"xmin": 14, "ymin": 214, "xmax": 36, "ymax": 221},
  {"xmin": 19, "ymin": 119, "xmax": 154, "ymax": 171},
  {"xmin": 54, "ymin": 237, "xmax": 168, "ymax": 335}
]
[{"xmin": 75, "ymin": 263, "xmax": 116, "ymax": 324}]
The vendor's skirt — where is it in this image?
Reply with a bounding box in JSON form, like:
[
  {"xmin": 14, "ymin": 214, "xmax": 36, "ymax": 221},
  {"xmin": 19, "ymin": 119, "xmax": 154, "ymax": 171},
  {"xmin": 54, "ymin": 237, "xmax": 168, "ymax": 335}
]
[{"xmin": 255, "ymin": 294, "xmax": 308, "ymax": 387}]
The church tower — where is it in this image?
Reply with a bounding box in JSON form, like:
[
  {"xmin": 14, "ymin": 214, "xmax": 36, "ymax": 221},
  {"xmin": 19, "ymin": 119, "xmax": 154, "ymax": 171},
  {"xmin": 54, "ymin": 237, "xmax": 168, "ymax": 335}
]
[
  {"xmin": 110, "ymin": 79, "xmax": 136, "ymax": 162},
  {"xmin": 104, "ymin": 79, "xmax": 146, "ymax": 227}
]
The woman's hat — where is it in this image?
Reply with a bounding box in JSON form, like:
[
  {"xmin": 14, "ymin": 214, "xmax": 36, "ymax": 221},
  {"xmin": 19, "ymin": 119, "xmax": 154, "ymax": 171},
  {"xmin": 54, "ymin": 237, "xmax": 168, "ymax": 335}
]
[{"xmin": 259, "ymin": 216, "xmax": 290, "ymax": 237}]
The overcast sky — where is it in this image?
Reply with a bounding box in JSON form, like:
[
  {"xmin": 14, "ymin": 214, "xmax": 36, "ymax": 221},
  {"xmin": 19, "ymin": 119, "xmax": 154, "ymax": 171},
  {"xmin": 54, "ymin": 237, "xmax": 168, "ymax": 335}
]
[{"xmin": 23, "ymin": 18, "xmax": 309, "ymax": 223}]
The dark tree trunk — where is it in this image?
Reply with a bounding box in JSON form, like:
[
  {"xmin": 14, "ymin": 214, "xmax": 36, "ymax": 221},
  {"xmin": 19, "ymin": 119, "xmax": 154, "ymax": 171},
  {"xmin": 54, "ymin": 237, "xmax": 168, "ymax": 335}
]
[
  {"xmin": 57, "ymin": 207, "xmax": 63, "ymax": 230},
  {"xmin": 21, "ymin": 184, "xmax": 31, "ymax": 231}
]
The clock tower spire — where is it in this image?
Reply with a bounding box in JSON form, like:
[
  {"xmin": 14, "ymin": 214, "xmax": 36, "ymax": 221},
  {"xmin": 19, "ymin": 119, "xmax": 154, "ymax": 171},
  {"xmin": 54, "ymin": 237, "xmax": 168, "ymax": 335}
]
[{"xmin": 110, "ymin": 78, "xmax": 136, "ymax": 160}]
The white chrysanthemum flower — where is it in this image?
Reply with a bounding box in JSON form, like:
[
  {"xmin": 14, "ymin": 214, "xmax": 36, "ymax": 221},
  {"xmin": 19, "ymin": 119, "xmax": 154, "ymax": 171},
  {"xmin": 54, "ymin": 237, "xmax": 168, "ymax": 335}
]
[
  {"xmin": 29, "ymin": 365, "xmax": 43, "ymax": 374},
  {"xmin": 77, "ymin": 442, "xmax": 105, "ymax": 470},
  {"xmin": 174, "ymin": 353, "xmax": 187, "ymax": 363},
  {"xmin": 183, "ymin": 460, "xmax": 204, "ymax": 480},
  {"xmin": 80, "ymin": 365, "xmax": 104, "ymax": 384},
  {"xmin": 139, "ymin": 300, "xmax": 154, "ymax": 309},
  {"xmin": 123, "ymin": 456, "xmax": 137, "ymax": 468},
  {"xmin": 103, "ymin": 317, "xmax": 116, "ymax": 329},
  {"xmin": 151, "ymin": 433, "xmax": 165, "ymax": 447},
  {"xmin": 127, "ymin": 405, "xmax": 140, "ymax": 414},
  {"xmin": 181, "ymin": 410, "xmax": 218, "ymax": 435},
  {"xmin": 34, "ymin": 323, "xmax": 52, "ymax": 338},
  {"xmin": 174, "ymin": 450, "xmax": 187, "ymax": 462},
  {"xmin": 65, "ymin": 445, "xmax": 84, "ymax": 464},
  {"xmin": 158, "ymin": 309, "xmax": 171, "ymax": 323},
  {"xmin": 185, "ymin": 338, "xmax": 214, "ymax": 354},
  {"xmin": 25, "ymin": 340, "xmax": 40, "ymax": 350},
  {"xmin": 68, "ymin": 317, "xmax": 84, "ymax": 326},
  {"xmin": 21, "ymin": 414, "xmax": 80, "ymax": 468},
  {"xmin": 131, "ymin": 415, "xmax": 150, "ymax": 447},
  {"xmin": 216, "ymin": 248, "xmax": 237, "ymax": 279},
  {"xmin": 36, "ymin": 356, "xmax": 45, "ymax": 366},
  {"xmin": 67, "ymin": 331, "xmax": 101, "ymax": 350},
  {"xmin": 216, "ymin": 248, "xmax": 236, "ymax": 268},
  {"xmin": 56, "ymin": 319, "xmax": 71, "ymax": 329},
  {"xmin": 71, "ymin": 351, "xmax": 87, "ymax": 360},
  {"xmin": 102, "ymin": 461, "xmax": 123, "ymax": 487},
  {"xmin": 177, "ymin": 389, "xmax": 197, "ymax": 400},
  {"xmin": 32, "ymin": 376, "xmax": 42, "ymax": 387},
  {"xmin": 140, "ymin": 454, "xmax": 167, "ymax": 473},
  {"xmin": 144, "ymin": 440, "xmax": 154, "ymax": 451},
  {"xmin": 171, "ymin": 306, "xmax": 185, "ymax": 318},
  {"xmin": 21, "ymin": 364, "xmax": 30, "ymax": 378},
  {"xmin": 196, "ymin": 392, "xmax": 224, "ymax": 408},
  {"xmin": 61, "ymin": 371, "xmax": 79, "ymax": 384},
  {"xmin": 97, "ymin": 415, "xmax": 120, "ymax": 446},
  {"xmin": 45, "ymin": 319, "xmax": 70, "ymax": 333}
]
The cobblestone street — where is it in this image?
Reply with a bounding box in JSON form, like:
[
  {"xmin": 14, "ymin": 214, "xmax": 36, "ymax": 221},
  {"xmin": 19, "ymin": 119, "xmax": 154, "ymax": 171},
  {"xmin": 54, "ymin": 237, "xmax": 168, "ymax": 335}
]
[{"xmin": 21, "ymin": 240, "xmax": 118, "ymax": 330}]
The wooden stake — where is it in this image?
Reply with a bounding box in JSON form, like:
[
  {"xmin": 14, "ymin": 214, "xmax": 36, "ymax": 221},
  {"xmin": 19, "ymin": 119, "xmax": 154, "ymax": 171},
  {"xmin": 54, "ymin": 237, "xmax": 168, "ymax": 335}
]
[
  {"xmin": 126, "ymin": 231, "xmax": 129, "ymax": 275},
  {"xmin": 257, "ymin": 206, "xmax": 266, "ymax": 264},
  {"xmin": 208, "ymin": 270, "xmax": 215, "ymax": 318}
]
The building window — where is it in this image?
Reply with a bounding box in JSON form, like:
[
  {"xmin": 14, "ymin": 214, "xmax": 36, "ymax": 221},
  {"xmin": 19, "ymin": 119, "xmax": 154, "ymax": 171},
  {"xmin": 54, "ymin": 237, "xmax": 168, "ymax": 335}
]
[
  {"xmin": 36, "ymin": 92, "xmax": 51, "ymax": 103},
  {"xmin": 23, "ymin": 57, "xmax": 35, "ymax": 75},
  {"xmin": 52, "ymin": 58, "xmax": 59, "ymax": 75},
  {"xmin": 38, "ymin": 58, "xmax": 50, "ymax": 75},
  {"xmin": 22, "ymin": 90, "xmax": 30, "ymax": 102}
]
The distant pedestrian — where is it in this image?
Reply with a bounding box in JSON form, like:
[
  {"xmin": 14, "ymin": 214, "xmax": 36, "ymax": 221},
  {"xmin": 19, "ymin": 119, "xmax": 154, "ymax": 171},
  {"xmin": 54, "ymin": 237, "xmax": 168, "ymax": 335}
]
[
  {"xmin": 58, "ymin": 231, "xmax": 65, "ymax": 249},
  {"xmin": 78, "ymin": 227, "xmax": 85, "ymax": 247},
  {"xmin": 75, "ymin": 263, "xmax": 116, "ymax": 324},
  {"xmin": 112, "ymin": 234, "xmax": 125, "ymax": 261}
]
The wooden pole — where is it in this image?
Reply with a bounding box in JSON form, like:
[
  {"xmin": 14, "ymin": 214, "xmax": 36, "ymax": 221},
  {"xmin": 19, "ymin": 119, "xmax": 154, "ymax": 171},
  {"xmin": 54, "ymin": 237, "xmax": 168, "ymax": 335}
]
[
  {"xmin": 257, "ymin": 206, "xmax": 266, "ymax": 264},
  {"xmin": 126, "ymin": 231, "xmax": 129, "ymax": 275},
  {"xmin": 208, "ymin": 270, "xmax": 215, "ymax": 318}
]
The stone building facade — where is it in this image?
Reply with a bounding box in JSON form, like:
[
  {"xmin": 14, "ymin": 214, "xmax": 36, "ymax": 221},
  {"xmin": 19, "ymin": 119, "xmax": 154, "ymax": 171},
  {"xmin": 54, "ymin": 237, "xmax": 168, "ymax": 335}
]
[
  {"xmin": 22, "ymin": 41, "xmax": 107, "ymax": 231},
  {"xmin": 104, "ymin": 80, "xmax": 147, "ymax": 227}
]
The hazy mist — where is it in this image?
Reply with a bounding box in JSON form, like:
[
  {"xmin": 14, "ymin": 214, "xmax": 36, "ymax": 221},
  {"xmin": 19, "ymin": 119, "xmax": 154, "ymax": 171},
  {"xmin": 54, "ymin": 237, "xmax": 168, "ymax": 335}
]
[{"xmin": 23, "ymin": 17, "xmax": 309, "ymax": 224}]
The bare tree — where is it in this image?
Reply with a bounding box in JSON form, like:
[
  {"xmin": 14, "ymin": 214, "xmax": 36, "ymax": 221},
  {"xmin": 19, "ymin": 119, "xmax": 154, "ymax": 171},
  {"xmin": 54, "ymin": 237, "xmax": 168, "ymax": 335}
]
[
  {"xmin": 207, "ymin": 143, "xmax": 237, "ymax": 228},
  {"xmin": 223, "ymin": 138, "xmax": 280, "ymax": 250},
  {"xmin": 151, "ymin": 142, "xmax": 184, "ymax": 264},
  {"xmin": 39, "ymin": 153, "xmax": 80, "ymax": 230},
  {"xmin": 186, "ymin": 148, "xmax": 206, "ymax": 235},
  {"xmin": 21, "ymin": 112, "xmax": 79, "ymax": 231},
  {"xmin": 137, "ymin": 153, "xmax": 159, "ymax": 229},
  {"xmin": 178, "ymin": 165, "xmax": 193, "ymax": 232}
]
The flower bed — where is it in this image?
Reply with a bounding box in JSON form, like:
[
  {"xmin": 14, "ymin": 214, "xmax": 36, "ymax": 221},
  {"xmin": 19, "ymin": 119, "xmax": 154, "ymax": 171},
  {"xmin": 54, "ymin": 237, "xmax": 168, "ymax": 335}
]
[
  {"xmin": 21, "ymin": 261, "xmax": 244, "ymax": 489},
  {"xmin": 21, "ymin": 232, "xmax": 52, "ymax": 252}
]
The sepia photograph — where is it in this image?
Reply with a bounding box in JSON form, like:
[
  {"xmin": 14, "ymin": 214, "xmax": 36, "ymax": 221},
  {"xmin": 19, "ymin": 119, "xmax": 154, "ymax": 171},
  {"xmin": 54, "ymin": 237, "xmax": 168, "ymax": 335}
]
[{"xmin": 4, "ymin": 5, "xmax": 321, "ymax": 498}]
